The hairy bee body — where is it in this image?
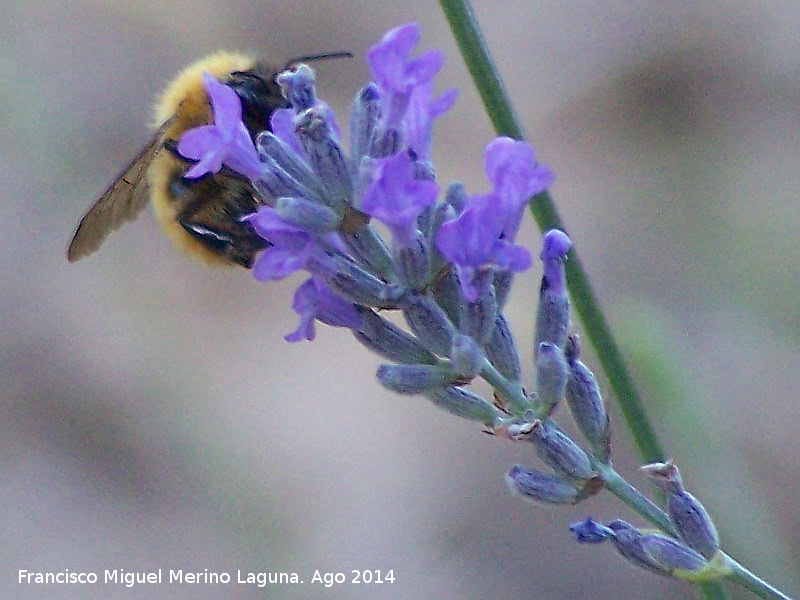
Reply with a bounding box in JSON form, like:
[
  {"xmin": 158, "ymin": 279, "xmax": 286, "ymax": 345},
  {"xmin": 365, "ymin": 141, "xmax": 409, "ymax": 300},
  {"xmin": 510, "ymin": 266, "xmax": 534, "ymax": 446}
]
[{"xmin": 68, "ymin": 51, "xmax": 287, "ymax": 268}]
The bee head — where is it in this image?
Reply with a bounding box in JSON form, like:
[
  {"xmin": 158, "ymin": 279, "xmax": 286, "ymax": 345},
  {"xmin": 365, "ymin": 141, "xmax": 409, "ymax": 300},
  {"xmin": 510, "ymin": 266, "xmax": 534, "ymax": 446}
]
[{"xmin": 227, "ymin": 62, "xmax": 290, "ymax": 137}]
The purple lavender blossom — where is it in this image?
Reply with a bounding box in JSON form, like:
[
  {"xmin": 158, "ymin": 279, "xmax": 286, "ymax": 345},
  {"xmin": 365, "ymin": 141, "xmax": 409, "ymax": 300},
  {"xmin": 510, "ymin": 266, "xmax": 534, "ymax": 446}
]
[
  {"xmin": 276, "ymin": 64, "xmax": 317, "ymax": 112},
  {"xmin": 366, "ymin": 22, "xmax": 456, "ymax": 159},
  {"xmin": 435, "ymin": 138, "xmax": 551, "ymax": 302},
  {"xmin": 285, "ymin": 277, "xmax": 363, "ymax": 342},
  {"xmin": 435, "ymin": 194, "xmax": 532, "ymax": 302},
  {"xmin": 171, "ymin": 24, "xmax": 553, "ymax": 360},
  {"xmin": 360, "ymin": 150, "xmax": 439, "ymax": 246},
  {"xmin": 248, "ymin": 208, "xmax": 343, "ymax": 281},
  {"xmin": 368, "ymin": 23, "xmax": 444, "ymax": 130},
  {"xmin": 178, "ymin": 72, "xmax": 264, "ymax": 180},
  {"xmin": 484, "ymin": 137, "xmax": 554, "ymax": 238}
]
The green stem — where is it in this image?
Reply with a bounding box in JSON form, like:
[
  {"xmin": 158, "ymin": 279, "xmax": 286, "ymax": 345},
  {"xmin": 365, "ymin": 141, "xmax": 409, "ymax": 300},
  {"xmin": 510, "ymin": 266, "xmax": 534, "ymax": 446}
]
[
  {"xmin": 596, "ymin": 463, "xmax": 677, "ymax": 536},
  {"xmin": 480, "ymin": 359, "xmax": 531, "ymax": 414},
  {"xmin": 728, "ymin": 560, "xmax": 795, "ymax": 600}
]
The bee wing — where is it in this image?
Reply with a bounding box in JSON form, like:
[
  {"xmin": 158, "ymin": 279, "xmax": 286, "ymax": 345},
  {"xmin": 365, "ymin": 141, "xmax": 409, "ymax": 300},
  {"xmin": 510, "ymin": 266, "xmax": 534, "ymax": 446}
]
[{"xmin": 67, "ymin": 122, "xmax": 170, "ymax": 262}]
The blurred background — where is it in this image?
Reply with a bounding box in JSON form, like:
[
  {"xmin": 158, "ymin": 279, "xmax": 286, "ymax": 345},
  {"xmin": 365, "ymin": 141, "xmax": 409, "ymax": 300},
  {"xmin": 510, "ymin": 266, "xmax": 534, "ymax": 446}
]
[{"xmin": 2, "ymin": 1, "xmax": 800, "ymax": 598}]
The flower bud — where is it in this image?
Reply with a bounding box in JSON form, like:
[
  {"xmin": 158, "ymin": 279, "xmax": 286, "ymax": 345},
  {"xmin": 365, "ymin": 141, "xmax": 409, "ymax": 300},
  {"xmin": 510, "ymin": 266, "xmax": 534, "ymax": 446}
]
[
  {"xmin": 430, "ymin": 268, "xmax": 462, "ymax": 327},
  {"xmin": 353, "ymin": 309, "xmax": 437, "ymax": 365},
  {"xmin": 565, "ymin": 334, "xmax": 610, "ymax": 461},
  {"xmin": 349, "ymin": 84, "xmax": 381, "ymax": 164},
  {"xmin": 459, "ymin": 270, "xmax": 497, "ymax": 344},
  {"xmin": 443, "ymin": 181, "xmax": 468, "ymax": 213},
  {"xmin": 530, "ymin": 421, "xmax": 595, "ymax": 482},
  {"xmin": 492, "ymin": 269, "xmax": 513, "ymax": 309},
  {"xmin": 641, "ymin": 461, "xmax": 719, "ymax": 558},
  {"xmin": 413, "ymin": 159, "xmax": 436, "ymax": 182},
  {"xmin": 534, "ymin": 287, "xmax": 570, "ymax": 354},
  {"xmin": 535, "ymin": 342, "xmax": 568, "ymax": 416},
  {"xmin": 534, "ymin": 230, "xmax": 572, "ymax": 353},
  {"xmin": 377, "ymin": 364, "xmax": 456, "ymax": 394},
  {"xmin": 540, "ymin": 229, "xmax": 572, "ymax": 293},
  {"xmin": 276, "ymin": 64, "xmax": 318, "ymax": 111},
  {"xmin": 275, "ymin": 196, "xmax": 339, "ymax": 234},
  {"xmin": 505, "ymin": 465, "xmax": 582, "ymax": 505},
  {"xmin": 310, "ymin": 254, "xmax": 405, "ymax": 309},
  {"xmin": 371, "ymin": 125, "xmax": 401, "ymax": 158},
  {"xmin": 341, "ymin": 225, "xmax": 395, "ymax": 282},
  {"xmin": 415, "ymin": 204, "xmax": 434, "ymax": 241},
  {"xmin": 450, "ymin": 334, "xmax": 483, "ymax": 379},
  {"xmin": 640, "ymin": 534, "xmax": 709, "ymax": 576},
  {"xmin": 423, "ymin": 386, "xmax": 500, "ymax": 424},
  {"xmin": 295, "ymin": 108, "xmax": 352, "ymax": 209},
  {"xmin": 395, "ymin": 230, "xmax": 431, "ymax": 289},
  {"xmin": 569, "ymin": 517, "xmax": 614, "ymax": 543},
  {"xmin": 255, "ymin": 132, "xmax": 323, "ymax": 200},
  {"xmin": 403, "ymin": 293, "xmax": 457, "ymax": 356},
  {"xmin": 607, "ymin": 520, "xmax": 708, "ymax": 577},
  {"xmin": 483, "ymin": 312, "xmax": 521, "ymax": 382}
]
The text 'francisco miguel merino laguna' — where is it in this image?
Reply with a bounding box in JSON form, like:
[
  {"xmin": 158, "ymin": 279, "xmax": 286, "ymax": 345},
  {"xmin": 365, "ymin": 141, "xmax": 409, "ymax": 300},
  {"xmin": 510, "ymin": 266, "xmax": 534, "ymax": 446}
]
[{"xmin": 19, "ymin": 569, "xmax": 300, "ymax": 588}]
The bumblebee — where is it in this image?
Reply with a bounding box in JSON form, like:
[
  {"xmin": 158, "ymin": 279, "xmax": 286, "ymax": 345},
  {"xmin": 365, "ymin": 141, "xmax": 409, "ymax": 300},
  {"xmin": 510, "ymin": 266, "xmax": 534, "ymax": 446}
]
[{"xmin": 67, "ymin": 52, "xmax": 290, "ymax": 268}]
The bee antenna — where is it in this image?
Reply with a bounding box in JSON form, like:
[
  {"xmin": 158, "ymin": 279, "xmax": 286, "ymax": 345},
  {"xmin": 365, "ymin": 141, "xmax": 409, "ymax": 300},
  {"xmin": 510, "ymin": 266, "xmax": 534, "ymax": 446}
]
[{"xmin": 282, "ymin": 51, "xmax": 353, "ymax": 71}]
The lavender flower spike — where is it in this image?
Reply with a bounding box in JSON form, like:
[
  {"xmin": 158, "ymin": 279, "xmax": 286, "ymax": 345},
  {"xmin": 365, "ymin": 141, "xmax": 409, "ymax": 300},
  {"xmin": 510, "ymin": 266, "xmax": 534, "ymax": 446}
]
[{"xmin": 178, "ymin": 72, "xmax": 264, "ymax": 180}]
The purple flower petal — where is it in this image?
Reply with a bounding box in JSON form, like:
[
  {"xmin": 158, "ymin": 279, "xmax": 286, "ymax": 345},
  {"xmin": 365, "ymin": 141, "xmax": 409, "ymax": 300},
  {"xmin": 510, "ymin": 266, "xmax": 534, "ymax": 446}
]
[
  {"xmin": 368, "ymin": 23, "xmax": 446, "ymax": 131},
  {"xmin": 249, "ymin": 207, "xmax": 309, "ymax": 250},
  {"xmin": 483, "ymin": 137, "xmax": 555, "ymax": 238},
  {"xmin": 180, "ymin": 125, "xmax": 225, "ymax": 178},
  {"xmin": 435, "ymin": 194, "xmax": 531, "ymax": 301},
  {"xmin": 285, "ymin": 279, "xmax": 318, "ymax": 341},
  {"xmin": 252, "ymin": 246, "xmax": 306, "ymax": 281},
  {"xmin": 435, "ymin": 195, "xmax": 503, "ymax": 268},
  {"xmin": 570, "ymin": 517, "xmax": 614, "ymax": 544},
  {"xmin": 360, "ymin": 151, "xmax": 438, "ymax": 246},
  {"xmin": 368, "ymin": 23, "xmax": 423, "ymax": 93},
  {"xmin": 248, "ymin": 208, "xmax": 321, "ymax": 281},
  {"xmin": 285, "ymin": 278, "xmax": 363, "ymax": 342},
  {"xmin": 404, "ymin": 82, "xmax": 457, "ymax": 161},
  {"xmin": 269, "ymin": 108, "xmax": 306, "ymax": 157},
  {"xmin": 177, "ymin": 72, "xmax": 264, "ymax": 180}
]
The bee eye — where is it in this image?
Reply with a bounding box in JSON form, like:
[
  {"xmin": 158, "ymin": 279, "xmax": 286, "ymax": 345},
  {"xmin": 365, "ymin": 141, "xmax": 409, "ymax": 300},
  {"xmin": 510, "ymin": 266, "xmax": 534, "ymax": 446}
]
[{"xmin": 169, "ymin": 177, "xmax": 191, "ymax": 200}]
